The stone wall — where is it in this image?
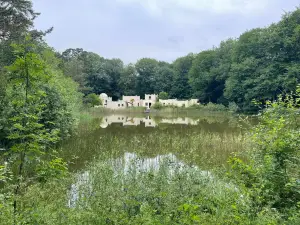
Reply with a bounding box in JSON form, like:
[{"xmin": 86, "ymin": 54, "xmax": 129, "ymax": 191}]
[
  {"xmin": 159, "ymin": 99, "xmax": 199, "ymax": 107},
  {"xmin": 106, "ymin": 100, "xmax": 126, "ymax": 109},
  {"xmin": 122, "ymin": 96, "xmax": 142, "ymax": 107}
]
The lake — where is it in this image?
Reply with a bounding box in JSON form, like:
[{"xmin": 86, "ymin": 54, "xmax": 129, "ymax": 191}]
[{"xmin": 59, "ymin": 113, "xmax": 249, "ymax": 172}]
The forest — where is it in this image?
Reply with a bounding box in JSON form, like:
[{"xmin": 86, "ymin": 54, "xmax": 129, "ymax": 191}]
[
  {"xmin": 2, "ymin": 3, "xmax": 300, "ymax": 114},
  {"xmin": 58, "ymin": 8, "xmax": 300, "ymax": 113},
  {"xmin": 0, "ymin": 1, "xmax": 299, "ymax": 224}
]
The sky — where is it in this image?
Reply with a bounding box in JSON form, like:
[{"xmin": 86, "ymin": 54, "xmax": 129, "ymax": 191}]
[{"xmin": 32, "ymin": 0, "xmax": 299, "ymax": 64}]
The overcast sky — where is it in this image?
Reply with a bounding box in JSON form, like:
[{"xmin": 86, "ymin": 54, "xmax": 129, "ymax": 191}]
[{"xmin": 32, "ymin": 0, "xmax": 299, "ymax": 64}]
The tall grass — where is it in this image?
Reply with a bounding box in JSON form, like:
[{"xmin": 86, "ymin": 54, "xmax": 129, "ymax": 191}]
[
  {"xmin": 1, "ymin": 109, "xmax": 293, "ymax": 224},
  {"xmin": 58, "ymin": 120, "xmax": 245, "ymax": 171},
  {"xmin": 89, "ymin": 105, "xmax": 235, "ymax": 117},
  {"xmin": 1, "ymin": 157, "xmax": 255, "ymax": 225}
]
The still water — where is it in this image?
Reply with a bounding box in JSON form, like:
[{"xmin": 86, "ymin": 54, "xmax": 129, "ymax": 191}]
[{"xmin": 59, "ymin": 113, "xmax": 248, "ymax": 172}]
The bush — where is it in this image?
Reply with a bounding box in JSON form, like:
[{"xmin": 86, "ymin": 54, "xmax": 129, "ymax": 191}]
[
  {"xmin": 228, "ymin": 102, "xmax": 240, "ymax": 113},
  {"xmin": 0, "ymin": 158, "xmax": 253, "ymax": 225},
  {"xmin": 204, "ymin": 102, "xmax": 227, "ymax": 111},
  {"xmin": 189, "ymin": 103, "xmax": 228, "ymax": 112},
  {"xmin": 83, "ymin": 93, "xmax": 102, "ymax": 107},
  {"xmin": 158, "ymin": 91, "xmax": 168, "ymax": 100},
  {"xmin": 228, "ymin": 87, "xmax": 300, "ymax": 221},
  {"xmin": 152, "ymin": 102, "xmax": 163, "ymax": 109}
]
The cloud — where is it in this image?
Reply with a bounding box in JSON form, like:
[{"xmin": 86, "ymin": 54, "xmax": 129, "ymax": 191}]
[
  {"xmin": 116, "ymin": 0, "xmax": 270, "ymax": 16},
  {"xmin": 32, "ymin": 0, "xmax": 299, "ymax": 63}
]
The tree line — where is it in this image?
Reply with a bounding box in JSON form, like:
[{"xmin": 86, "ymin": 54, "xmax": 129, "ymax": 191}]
[
  {"xmin": 0, "ymin": 0, "xmax": 83, "ymax": 219},
  {"xmin": 0, "ymin": 0, "xmax": 82, "ymax": 145},
  {"xmin": 59, "ymin": 7, "xmax": 300, "ymax": 113},
  {"xmin": 0, "ymin": 1, "xmax": 299, "ymax": 223}
]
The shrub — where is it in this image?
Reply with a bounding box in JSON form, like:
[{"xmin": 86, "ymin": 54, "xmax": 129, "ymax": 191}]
[
  {"xmin": 228, "ymin": 87, "xmax": 300, "ymax": 220},
  {"xmin": 204, "ymin": 102, "xmax": 227, "ymax": 111},
  {"xmin": 83, "ymin": 93, "xmax": 102, "ymax": 107},
  {"xmin": 152, "ymin": 102, "xmax": 163, "ymax": 109},
  {"xmin": 158, "ymin": 92, "xmax": 168, "ymax": 100},
  {"xmin": 228, "ymin": 102, "xmax": 239, "ymax": 113}
]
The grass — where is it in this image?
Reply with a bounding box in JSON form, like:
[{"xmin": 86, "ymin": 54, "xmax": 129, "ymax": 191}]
[
  {"xmin": 88, "ymin": 104, "xmax": 235, "ymax": 118},
  {"xmin": 1, "ymin": 109, "xmax": 297, "ymax": 224},
  {"xmin": 2, "ymin": 93, "xmax": 300, "ymax": 224},
  {"xmin": 58, "ymin": 117, "xmax": 246, "ymax": 171},
  {"xmin": 1, "ymin": 157, "xmax": 253, "ymax": 225}
]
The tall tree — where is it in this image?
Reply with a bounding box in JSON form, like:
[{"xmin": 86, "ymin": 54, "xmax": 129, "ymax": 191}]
[
  {"xmin": 101, "ymin": 58, "xmax": 124, "ymax": 100},
  {"xmin": 61, "ymin": 48, "xmax": 91, "ymax": 94},
  {"xmin": 135, "ymin": 58, "xmax": 158, "ymax": 96},
  {"xmin": 119, "ymin": 63, "xmax": 137, "ymax": 96},
  {"xmin": 0, "ymin": 0, "xmax": 39, "ymax": 41},
  {"xmin": 189, "ymin": 40, "xmax": 236, "ymax": 104},
  {"xmin": 171, "ymin": 54, "xmax": 194, "ymax": 99},
  {"xmin": 154, "ymin": 63, "xmax": 174, "ymax": 94},
  {"xmin": 4, "ymin": 37, "xmax": 65, "ymax": 218},
  {"xmin": 225, "ymin": 14, "xmax": 300, "ymax": 112}
]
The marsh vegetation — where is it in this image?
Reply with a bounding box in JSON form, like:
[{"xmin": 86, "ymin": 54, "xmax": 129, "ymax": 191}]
[{"xmin": 0, "ymin": 1, "xmax": 300, "ymax": 224}]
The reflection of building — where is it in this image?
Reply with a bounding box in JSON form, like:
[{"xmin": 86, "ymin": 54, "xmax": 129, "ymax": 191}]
[
  {"xmin": 143, "ymin": 116, "xmax": 156, "ymax": 127},
  {"xmin": 100, "ymin": 115, "xmax": 199, "ymax": 128},
  {"xmin": 99, "ymin": 93, "xmax": 199, "ymax": 109},
  {"xmin": 100, "ymin": 115, "xmax": 157, "ymax": 128}
]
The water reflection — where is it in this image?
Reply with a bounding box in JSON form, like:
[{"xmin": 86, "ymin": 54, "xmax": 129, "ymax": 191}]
[
  {"xmin": 68, "ymin": 153, "xmax": 212, "ymax": 208},
  {"xmin": 60, "ymin": 113, "xmax": 248, "ymax": 172},
  {"xmin": 113, "ymin": 152, "xmax": 183, "ymax": 173},
  {"xmin": 100, "ymin": 115, "xmax": 200, "ymax": 128}
]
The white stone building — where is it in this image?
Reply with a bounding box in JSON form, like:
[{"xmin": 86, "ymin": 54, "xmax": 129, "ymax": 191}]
[
  {"xmin": 99, "ymin": 93, "xmax": 198, "ymax": 109},
  {"xmin": 122, "ymin": 95, "xmax": 142, "ymax": 107},
  {"xmin": 99, "ymin": 93, "xmax": 126, "ymax": 109},
  {"xmin": 159, "ymin": 99, "xmax": 198, "ymax": 107},
  {"xmin": 143, "ymin": 94, "xmax": 158, "ymax": 108},
  {"xmin": 99, "ymin": 93, "xmax": 158, "ymax": 109}
]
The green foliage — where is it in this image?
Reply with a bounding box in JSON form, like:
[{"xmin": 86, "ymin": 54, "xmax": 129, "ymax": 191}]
[
  {"xmin": 228, "ymin": 102, "xmax": 240, "ymax": 113},
  {"xmin": 1, "ymin": 4, "xmax": 300, "ymax": 225},
  {"xmin": 0, "ymin": 0, "xmax": 39, "ymax": 41},
  {"xmin": 152, "ymin": 102, "xmax": 163, "ymax": 110},
  {"xmin": 2, "ymin": 89, "xmax": 299, "ymax": 223},
  {"xmin": 0, "ymin": 70, "xmax": 9, "ymax": 146},
  {"xmin": 60, "ymin": 49, "xmax": 89, "ymax": 94},
  {"xmin": 223, "ymin": 10, "xmax": 300, "ymax": 112},
  {"xmin": 228, "ymin": 88, "xmax": 300, "ymax": 221},
  {"xmin": 203, "ymin": 103, "xmax": 227, "ymax": 111},
  {"xmin": 158, "ymin": 91, "xmax": 168, "ymax": 100},
  {"xmin": 119, "ymin": 63, "xmax": 137, "ymax": 96},
  {"xmin": 189, "ymin": 40, "xmax": 235, "ymax": 105},
  {"xmin": 0, "ymin": 4, "xmax": 82, "ymax": 223},
  {"xmin": 135, "ymin": 58, "xmax": 159, "ymax": 96},
  {"xmin": 154, "ymin": 63, "xmax": 174, "ymax": 94},
  {"xmin": 6, "ymin": 36, "xmax": 55, "ymax": 152},
  {"xmin": 83, "ymin": 93, "xmax": 102, "ymax": 107},
  {"xmin": 36, "ymin": 158, "xmax": 68, "ymax": 182},
  {"xmin": 40, "ymin": 48, "xmax": 83, "ymax": 139},
  {"xmin": 0, "ymin": 37, "xmax": 80, "ymax": 221},
  {"xmin": 56, "ymin": 8, "xmax": 300, "ymax": 113},
  {"xmin": 191, "ymin": 102, "xmax": 228, "ymax": 112},
  {"xmin": 61, "ymin": 49, "xmax": 124, "ymax": 99},
  {"xmin": 0, "ymin": 159, "xmax": 252, "ymax": 225},
  {"xmin": 171, "ymin": 54, "xmax": 194, "ymax": 99}
]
